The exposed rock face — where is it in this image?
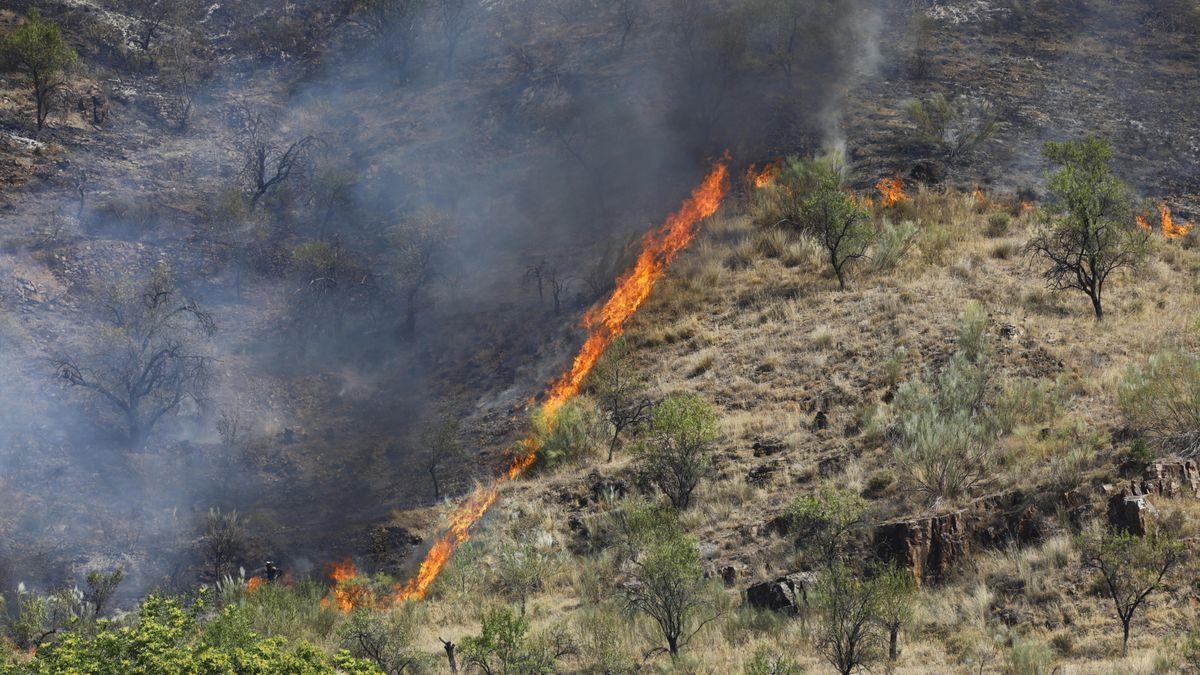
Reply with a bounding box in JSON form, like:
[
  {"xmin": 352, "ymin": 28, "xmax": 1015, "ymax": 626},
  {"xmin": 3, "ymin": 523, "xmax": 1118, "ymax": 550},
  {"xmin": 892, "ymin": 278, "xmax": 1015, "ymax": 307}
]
[
  {"xmin": 874, "ymin": 510, "xmax": 970, "ymax": 587},
  {"xmin": 1107, "ymin": 493, "xmax": 1158, "ymax": 535},
  {"xmin": 745, "ymin": 573, "xmax": 812, "ymax": 614},
  {"xmin": 751, "ymin": 436, "xmax": 788, "ymax": 457}
]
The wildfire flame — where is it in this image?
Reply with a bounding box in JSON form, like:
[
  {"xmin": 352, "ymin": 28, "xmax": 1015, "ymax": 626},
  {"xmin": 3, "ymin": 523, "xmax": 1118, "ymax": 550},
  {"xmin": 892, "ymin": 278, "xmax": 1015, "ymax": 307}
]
[
  {"xmin": 320, "ymin": 558, "xmax": 373, "ymax": 612},
  {"xmin": 747, "ymin": 159, "xmax": 781, "ymax": 189},
  {"xmin": 972, "ymin": 186, "xmax": 986, "ymax": 206},
  {"xmin": 387, "ymin": 157, "xmax": 731, "ymax": 604},
  {"xmin": 1137, "ymin": 214, "xmax": 1151, "ymax": 232},
  {"xmin": 1160, "ymin": 203, "xmax": 1192, "ymax": 239},
  {"xmin": 875, "ymin": 176, "xmax": 908, "ymax": 208},
  {"xmin": 245, "ymin": 576, "xmax": 263, "ymax": 593}
]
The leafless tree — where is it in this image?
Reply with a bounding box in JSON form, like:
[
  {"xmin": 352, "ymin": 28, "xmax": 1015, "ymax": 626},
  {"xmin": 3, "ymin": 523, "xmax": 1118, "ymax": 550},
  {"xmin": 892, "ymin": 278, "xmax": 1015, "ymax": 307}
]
[
  {"xmin": 391, "ymin": 211, "xmax": 452, "ymax": 336},
  {"xmin": 54, "ymin": 264, "xmax": 216, "ymax": 449},
  {"xmin": 524, "ymin": 258, "xmax": 549, "ymax": 305},
  {"xmin": 128, "ymin": 0, "xmax": 188, "ymax": 52},
  {"xmin": 157, "ymin": 37, "xmax": 212, "ymax": 132},
  {"xmin": 198, "ymin": 508, "xmax": 248, "ymax": 581},
  {"xmin": 233, "ymin": 105, "xmax": 319, "ymax": 210},
  {"xmin": 614, "ymin": 0, "xmax": 643, "ymax": 52},
  {"xmin": 432, "ymin": 0, "xmax": 476, "ymax": 73},
  {"xmin": 421, "ymin": 415, "xmax": 463, "ymax": 500},
  {"xmin": 347, "ymin": 0, "xmax": 427, "ymax": 80},
  {"xmin": 588, "ymin": 337, "xmax": 651, "ymax": 462}
]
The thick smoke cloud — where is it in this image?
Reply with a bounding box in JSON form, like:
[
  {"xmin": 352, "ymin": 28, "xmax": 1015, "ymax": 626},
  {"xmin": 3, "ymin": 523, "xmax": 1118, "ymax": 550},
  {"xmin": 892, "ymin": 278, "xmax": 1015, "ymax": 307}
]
[{"xmin": 0, "ymin": 0, "xmax": 886, "ymax": 598}]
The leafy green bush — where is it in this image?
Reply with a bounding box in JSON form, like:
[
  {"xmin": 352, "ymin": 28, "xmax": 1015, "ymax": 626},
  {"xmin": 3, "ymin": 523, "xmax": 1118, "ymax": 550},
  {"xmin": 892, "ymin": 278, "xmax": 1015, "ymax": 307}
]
[
  {"xmin": 903, "ymin": 93, "xmax": 998, "ymax": 165},
  {"xmin": 460, "ymin": 606, "xmax": 571, "ymax": 674},
  {"xmin": 635, "ymin": 394, "xmax": 718, "ymax": 510},
  {"xmin": 1118, "ymin": 349, "xmax": 1200, "ymax": 457},
  {"xmin": 530, "ymin": 397, "xmax": 605, "ymax": 468},
  {"xmin": 18, "ymin": 595, "xmax": 377, "ymax": 674},
  {"xmin": 870, "ymin": 220, "xmax": 920, "ymax": 273}
]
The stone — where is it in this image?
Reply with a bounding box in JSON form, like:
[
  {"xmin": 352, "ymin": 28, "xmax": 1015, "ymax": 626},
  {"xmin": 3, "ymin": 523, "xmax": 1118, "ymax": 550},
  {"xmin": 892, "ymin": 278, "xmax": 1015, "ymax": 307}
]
[
  {"xmin": 1107, "ymin": 493, "xmax": 1158, "ymax": 535},
  {"xmin": 873, "ymin": 510, "xmax": 970, "ymax": 587},
  {"xmin": 745, "ymin": 573, "xmax": 811, "ymax": 614},
  {"xmin": 751, "ymin": 436, "xmax": 788, "ymax": 457}
]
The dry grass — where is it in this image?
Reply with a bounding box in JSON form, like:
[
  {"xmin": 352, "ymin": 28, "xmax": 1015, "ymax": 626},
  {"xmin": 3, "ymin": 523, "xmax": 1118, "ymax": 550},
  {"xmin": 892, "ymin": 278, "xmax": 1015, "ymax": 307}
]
[{"xmin": 404, "ymin": 189, "xmax": 1200, "ymax": 672}]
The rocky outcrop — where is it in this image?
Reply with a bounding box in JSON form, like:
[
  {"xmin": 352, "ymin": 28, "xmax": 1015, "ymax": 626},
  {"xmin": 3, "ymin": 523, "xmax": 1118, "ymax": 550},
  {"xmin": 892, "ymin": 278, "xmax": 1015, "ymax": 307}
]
[
  {"xmin": 874, "ymin": 510, "xmax": 971, "ymax": 586},
  {"xmin": 1107, "ymin": 493, "xmax": 1158, "ymax": 535},
  {"xmin": 1101, "ymin": 458, "xmax": 1199, "ymax": 533},
  {"xmin": 745, "ymin": 573, "xmax": 812, "ymax": 614}
]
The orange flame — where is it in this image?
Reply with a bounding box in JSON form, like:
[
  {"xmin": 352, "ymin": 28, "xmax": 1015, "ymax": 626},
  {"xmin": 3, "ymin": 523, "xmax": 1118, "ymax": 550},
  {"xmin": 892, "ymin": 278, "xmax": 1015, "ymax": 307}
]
[
  {"xmin": 320, "ymin": 558, "xmax": 373, "ymax": 612},
  {"xmin": 1136, "ymin": 214, "xmax": 1152, "ymax": 232},
  {"xmin": 875, "ymin": 176, "xmax": 908, "ymax": 208},
  {"xmin": 748, "ymin": 159, "xmax": 781, "ymax": 189},
  {"xmin": 972, "ymin": 186, "xmax": 986, "ymax": 205},
  {"xmin": 245, "ymin": 576, "xmax": 263, "ymax": 593},
  {"xmin": 390, "ymin": 157, "xmax": 731, "ymax": 603},
  {"xmin": 1160, "ymin": 203, "xmax": 1192, "ymax": 239},
  {"xmin": 1021, "ymin": 200, "xmax": 1034, "ymax": 212}
]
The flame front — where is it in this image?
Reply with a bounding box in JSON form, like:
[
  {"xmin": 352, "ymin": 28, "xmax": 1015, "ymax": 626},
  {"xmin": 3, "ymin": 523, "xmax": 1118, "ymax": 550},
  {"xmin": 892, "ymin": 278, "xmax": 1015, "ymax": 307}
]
[
  {"xmin": 876, "ymin": 176, "xmax": 908, "ymax": 207},
  {"xmin": 321, "ymin": 558, "xmax": 372, "ymax": 612},
  {"xmin": 1160, "ymin": 203, "xmax": 1192, "ymax": 239},
  {"xmin": 747, "ymin": 159, "xmax": 781, "ymax": 189},
  {"xmin": 389, "ymin": 157, "xmax": 731, "ymax": 603}
]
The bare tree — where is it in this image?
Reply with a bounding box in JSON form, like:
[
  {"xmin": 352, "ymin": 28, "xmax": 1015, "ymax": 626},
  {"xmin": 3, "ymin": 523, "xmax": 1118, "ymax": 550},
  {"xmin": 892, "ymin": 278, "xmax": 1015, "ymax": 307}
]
[
  {"xmin": 432, "ymin": 0, "xmax": 475, "ymax": 73},
  {"xmin": 157, "ymin": 37, "xmax": 212, "ymax": 132},
  {"xmin": 391, "ymin": 211, "xmax": 452, "ymax": 336},
  {"xmin": 55, "ymin": 264, "xmax": 216, "ymax": 449},
  {"xmin": 587, "ymin": 336, "xmax": 651, "ymax": 462},
  {"xmin": 128, "ymin": 0, "xmax": 188, "ymax": 51},
  {"xmin": 421, "ymin": 415, "xmax": 463, "ymax": 500},
  {"xmin": 233, "ymin": 105, "xmax": 318, "ymax": 210},
  {"xmin": 198, "ymin": 508, "xmax": 248, "ymax": 581},
  {"xmin": 614, "ymin": 0, "xmax": 643, "ymax": 52},
  {"xmin": 524, "ymin": 258, "xmax": 548, "ymax": 306},
  {"xmin": 347, "ymin": 0, "xmax": 427, "ymax": 80}
]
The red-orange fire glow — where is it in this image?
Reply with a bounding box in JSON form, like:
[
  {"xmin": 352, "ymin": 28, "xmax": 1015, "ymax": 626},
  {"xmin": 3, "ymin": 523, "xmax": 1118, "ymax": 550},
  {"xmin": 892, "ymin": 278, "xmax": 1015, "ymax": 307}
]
[
  {"xmin": 390, "ymin": 157, "xmax": 731, "ymax": 603},
  {"xmin": 875, "ymin": 176, "xmax": 908, "ymax": 207},
  {"xmin": 245, "ymin": 576, "xmax": 263, "ymax": 593},
  {"xmin": 1160, "ymin": 203, "xmax": 1193, "ymax": 239},
  {"xmin": 747, "ymin": 159, "xmax": 781, "ymax": 189},
  {"xmin": 320, "ymin": 559, "xmax": 373, "ymax": 612}
]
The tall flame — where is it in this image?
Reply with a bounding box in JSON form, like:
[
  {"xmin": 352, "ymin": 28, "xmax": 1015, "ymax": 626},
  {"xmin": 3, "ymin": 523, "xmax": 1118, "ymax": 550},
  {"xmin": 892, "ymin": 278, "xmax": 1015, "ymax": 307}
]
[
  {"xmin": 1160, "ymin": 203, "xmax": 1193, "ymax": 239},
  {"xmin": 875, "ymin": 176, "xmax": 908, "ymax": 207},
  {"xmin": 389, "ymin": 157, "xmax": 731, "ymax": 603}
]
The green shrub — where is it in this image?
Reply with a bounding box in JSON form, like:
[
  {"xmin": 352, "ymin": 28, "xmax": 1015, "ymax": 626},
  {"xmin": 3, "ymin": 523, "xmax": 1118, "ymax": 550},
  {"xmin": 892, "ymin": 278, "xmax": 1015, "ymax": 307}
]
[
  {"xmin": 460, "ymin": 606, "xmax": 568, "ymax": 674},
  {"xmin": 530, "ymin": 397, "xmax": 605, "ymax": 468},
  {"xmin": 986, "ymin": 212, "xmax": 1012, "ymax": 237},
  {"xmin": 870, "ymin": 220, "xmax": 920, "ymax": 273},
  {"xmin": 921, "ymin": 221, "xmax": 953, "ymax": 264},
  {"xmin": 635, "ymin": 394, "xmax": 718, "ymax": 510},
  {"xmin": 1118, "ymin": 349, "xmax": 1200, "ymax": 457},
  {"xmin": 1004, "ymin": 634, "xmax": 1054, "ymax": 675}
]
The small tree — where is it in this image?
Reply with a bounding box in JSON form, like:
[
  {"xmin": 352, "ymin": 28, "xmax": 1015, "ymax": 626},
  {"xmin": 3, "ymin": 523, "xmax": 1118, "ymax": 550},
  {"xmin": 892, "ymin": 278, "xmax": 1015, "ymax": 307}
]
[
  {"xmin": 490, "ymin": 533, "xmax": 560, "ymax": 615},
  {"xmin": 1027, "ymin": 136, "xmax": 1150, "ymax": 321},
  {"xmin": 903, "ymin": 93, "xmax": 999, "ymax": 165},
  {"xmin": 768, "ymin": 154, "xmax": 872, "ymax": 290},
  {"xmin": 339, "ymin": 604, "xmax": 422, "ymax": 675},
  {"xmin": 157, "ymin": 36, "xmax": 212, "ymax": 132},
  {"xmin": 786, "ymin": 484, "xmax": 869, "ymax": 565},
  {"xmin": 623, "ymin": 532, "xmax": 723, "ymax": 658},
  {"xmin": 588, "ymin": 336, "xmax": 652, "ymax": 462},
  {"xmin": 877, "ymin": 564, "xmax": 916, "ymax": 663},
  {"xmin": 233, "ymin": 105, "xmax": 318, "ymax": 210},
  {"xmin": 1078, "ymin": 523, "xmax": 1184, "ymax": 656},
  {"xmin": 390, "ymin": 211, "xmax": 451, "ymax": 336},
  {"xmin": 460, "ymin": 606, "xmax": 570, "ymax": 674},
  {"xmin": 431, "ymin": 0, "xmax": 475, "ymax": 73},
  {"xmin": 1, "ymin": 9, "xmax": 78, "ymax": 132},
  {"xmin": 347, "ymin": 0, "xmax": 426, "ymax": 80},
  {"xmin": 530, "ymin": 397, "xmax": 603, "ymax": 469},
  {"xmin": 198, "ymin": 508, "xmax": 249, "ymax": 582},
  {"xmin": 54, "ymin": 264, "xmax": 216, "ymax": 449},
  {"xmin": 128, "ymin": 0, "xmax": 190, "ymax": 51},
  {"xmin": 636, "ymin": 394, "xmax": 717, "ymax": 510},
  {"xmin": 83, "ymin": 568, "xmax": 124, "ymax": 616},
  {"xmin": 812, "ymin": 561, "xmax": 884, "ymax": 675},
  {"xmin": 421, "ymin": 415, "xmax": 463, "ymax": 500}
]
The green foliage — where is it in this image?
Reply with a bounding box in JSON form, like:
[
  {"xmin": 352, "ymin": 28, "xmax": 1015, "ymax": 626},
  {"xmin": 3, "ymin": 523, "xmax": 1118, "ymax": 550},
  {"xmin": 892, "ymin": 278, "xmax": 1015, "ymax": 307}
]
[
  {"xmin": 903, "ymin": 93, "xmax": 998, "ymax": 165},
  {"xmin": 1118, "ymin": 349, "xmax": 1200, "ymax": 457},
  {"xmin": 891, "ymin": 302, "xmax": 998, "ymax": 502},
  {"xmin": 587, "ymin": 336, "xmax": 652, "ymax": 462},
  {"xmin": 575, "ymin": 604, "xmax": 635, "ymax": 674},
  {"xmin": 1078, "ymin": 523, "xmax": 1186, "ymax": 655},
  {"xmin": 600, "ymin": 493, "xmax": 684, "ymax": 562},
  {"xmin": 744, "ymin": 646, "xmax": 803, "ymax": 675},
  {"xmin": 0, "ymin": 9, "xmax": 78, "ymax": 130},
  {"xmin": 877, "ymin": 565, "xmax": 916, "ymax": 662},
  {"xmin": 459, "ymin": 606, "xmax": 569, "ymax": 675},
  {"xmin": 1028, "ymin": 136, "xmax": 1150, "ymax": 320},
  {"xmin": 986, "ymin": 212, "xmax": 1012, "ymax": 237},
  {"xmin": 761, "ymin": 154, "xmax": 872, "ymax": 290},
  {"xmin": 811, "ymin": 561, "xmax": 884, "ymax": 675},
  {"xmin": 84, "ymin": 568, "xmax": 125, "ymax": 616},
  {"xmin": 636, "ymin": 394, "xmax": 718, "ymax": 510},
  {"xmin": 338, "ymin": 604, "xmax": 422, "ymax": 674},
  {"xmin": 230, "ymin": 581, "xmax": 339, "ymax": 647},
  {"xmin": 785, "ymin": 485, "xmax": 869, "ymax": 561},
  {"xmin": 530, "ymin": 397, "xmax": 604, "ymax": 469},
  {"xmin": 623, "ymin": 532, "xmax": 723, "ymax": 658},
  {"xmin": 21, "ymin": 595, "xmax": 378, "ymax": 674},
  {"xmin": 869, "ymin": 220, "xmax": 919, "ymax": 273},
  {"xmin": 489, "ymin": 532, "xmax": 560, "ymax": 615},
  {"xmin": 1004, "ymin": 634, "xmax": 1055, "ymax": 675}
]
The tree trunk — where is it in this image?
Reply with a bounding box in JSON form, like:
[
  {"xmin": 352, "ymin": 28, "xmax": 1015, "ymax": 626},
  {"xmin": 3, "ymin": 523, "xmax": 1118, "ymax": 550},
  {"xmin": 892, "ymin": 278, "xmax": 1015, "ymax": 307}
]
[
  {"xmin": 1090, "ymin": 292, "xmax": 1104, "ymax": 321},
  {"xmin": 440, "ymin": 639, "xmax": 458, "ymax": 673},
  {"xmin": 1122, "ymin": 618, "xmax": 1130, "ymax": 656},
  {"xmin": 667, "ymin": 635, "xmax": 679, "ymax": 657},
  {"xmin": 607, "ymin": 431, "xmax": 619, "ymax": 462},
  {"xmin": 889, "ymin": 625, "xmax": 899, "ymax": 661}
]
